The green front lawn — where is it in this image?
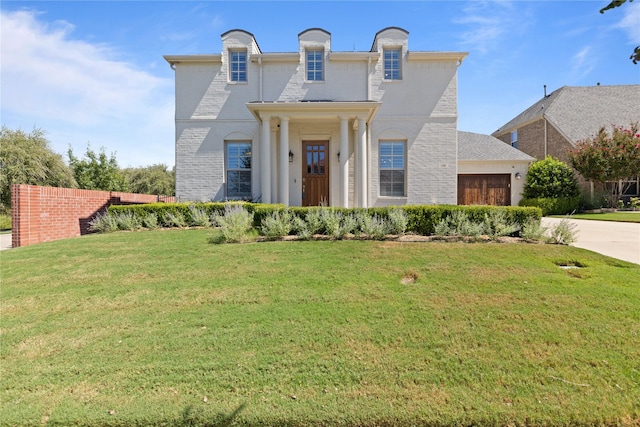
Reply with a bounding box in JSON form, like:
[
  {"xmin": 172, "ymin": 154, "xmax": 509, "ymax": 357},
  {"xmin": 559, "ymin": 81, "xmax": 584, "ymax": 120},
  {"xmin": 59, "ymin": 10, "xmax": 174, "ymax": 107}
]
[
  {"xmin": 1, "ymin": 229, "xmax": 639, "ymax": 426},
  {"xmin": 552, "ymin": 212, "xmax": 640, "ymax": 223}
]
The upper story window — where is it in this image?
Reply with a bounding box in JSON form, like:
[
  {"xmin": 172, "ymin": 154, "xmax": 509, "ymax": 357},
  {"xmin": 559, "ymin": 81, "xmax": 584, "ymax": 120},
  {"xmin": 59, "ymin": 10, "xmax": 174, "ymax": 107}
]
[
  {"xmin": 510, "ymin": 131, "xmax": 518, "ymax": 148},
  {"xmin": 229, "ymin": 50, "xmax": 247, "ymax": 82},
  {"xmin": 306, "ymin": 49, "xmax": 324, "ymax": 81},
  {"xmin": 384, "ymin": 48, "xmax": 401, "ymax": 80},
  {"xmin": 379, "ymin": 141, "xmax": 406, "ymax": 197}
]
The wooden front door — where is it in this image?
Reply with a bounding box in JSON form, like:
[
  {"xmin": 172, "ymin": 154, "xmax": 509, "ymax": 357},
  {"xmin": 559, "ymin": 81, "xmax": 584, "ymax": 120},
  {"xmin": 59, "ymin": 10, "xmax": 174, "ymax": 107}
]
[
  {"xmin": 458, "ymin": 174, "xmax": 511, "ymax": 206},
  {"xmin": 302, "ymin": 141, "xmax": 329, "ymax": 206}
]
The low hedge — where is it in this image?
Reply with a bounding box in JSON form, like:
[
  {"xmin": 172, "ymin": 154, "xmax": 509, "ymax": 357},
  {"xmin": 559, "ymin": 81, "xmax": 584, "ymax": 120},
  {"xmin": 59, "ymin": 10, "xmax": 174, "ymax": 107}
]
[
  {"xmin": 519, "ymin": 196, "xmax": 580, "ymax": 216},
  {"xmin": 109, "ymin": 202, "xmax": 541, "ymax": 236}
]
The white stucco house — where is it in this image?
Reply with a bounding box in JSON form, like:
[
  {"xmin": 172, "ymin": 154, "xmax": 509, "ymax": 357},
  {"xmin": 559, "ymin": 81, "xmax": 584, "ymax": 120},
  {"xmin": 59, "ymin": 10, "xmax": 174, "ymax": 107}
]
[{"xmin": 164, "ymin": 27, "xmax": 530, "ymax": 207}]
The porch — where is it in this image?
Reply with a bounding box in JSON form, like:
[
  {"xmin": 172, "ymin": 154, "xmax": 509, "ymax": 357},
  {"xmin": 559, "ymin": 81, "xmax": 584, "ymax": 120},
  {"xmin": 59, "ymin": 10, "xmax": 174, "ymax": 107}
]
[{"xmin": 246, "ymin": 101, "xmax": 381, "ymax": 208}]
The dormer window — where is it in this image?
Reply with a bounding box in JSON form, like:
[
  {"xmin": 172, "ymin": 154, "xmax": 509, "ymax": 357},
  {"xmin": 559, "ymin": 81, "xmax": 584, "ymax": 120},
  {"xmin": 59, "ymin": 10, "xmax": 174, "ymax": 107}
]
[
  {"xmin": 306, "ymin": 49, "xmax": 324, "ymax": 81},
  {"xmin": 384, "ymin": 48, "xmax": 401, "ymax": 80},
  {"xmin": 229, "ymin": 50, "xmax": 247, "ymax": 82}
]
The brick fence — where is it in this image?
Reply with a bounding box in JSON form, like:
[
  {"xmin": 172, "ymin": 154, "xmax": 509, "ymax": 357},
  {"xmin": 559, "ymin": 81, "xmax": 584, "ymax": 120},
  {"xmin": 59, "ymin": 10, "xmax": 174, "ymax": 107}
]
[{"xmin": 11, "ymin": 184, "xmax": 176, "ymax": 248}]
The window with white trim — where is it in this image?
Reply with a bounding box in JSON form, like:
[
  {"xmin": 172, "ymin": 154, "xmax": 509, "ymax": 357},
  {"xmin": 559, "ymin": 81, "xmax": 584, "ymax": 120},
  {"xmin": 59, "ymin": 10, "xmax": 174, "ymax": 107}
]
[
  {"xmin": 306, "ymin": 49, "xmax": 323, "ymax": 81},
  {"xmin": 229, "ymin": 50, "xmax": 247, "ymax": 82},
  {"xmin": 510, "ymin": 131, "xmax": 518, "ymax": 148},
  {"xmin": 226, "ymin": 142, "xmax": 252, "ymax": 198},
  {"xmin": 379, "ymin": 141, "xmax": 406, "ymax": 197},
  {"xmin": 383, "ymin": 48, "xmax": 401, "ymax": 80}
]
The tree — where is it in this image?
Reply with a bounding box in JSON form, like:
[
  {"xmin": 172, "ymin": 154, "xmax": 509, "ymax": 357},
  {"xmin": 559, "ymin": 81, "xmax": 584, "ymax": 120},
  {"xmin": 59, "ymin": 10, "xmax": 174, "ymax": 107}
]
[
  {"xmin": 122, "ymin": 164, "xmax": 175, "ymax": 196},
  {"xmin": 570, "ymin": 123, "xmax": 640, "ymax": 206},
  {"xmin": 599, "ymin": 0, "xmax": 639, "ymax": 64},
  {"xmin": 68, "ymin": 145, "xmax": 128, "ymax": 191},
  {"xmin": 523, "ymin": 156, "xmax": 580, "ymax": 199},
  {"xmin": 0, "ymin": 127, "xmax": 77, "ymax": 213}
]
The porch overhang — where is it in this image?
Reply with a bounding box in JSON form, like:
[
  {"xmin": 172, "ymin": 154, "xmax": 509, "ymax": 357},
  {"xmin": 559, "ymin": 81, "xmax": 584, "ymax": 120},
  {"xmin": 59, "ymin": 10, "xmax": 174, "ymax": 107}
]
[{"xmin": 246, "ymin": 100, "xmax": 381, "ymax": 124}]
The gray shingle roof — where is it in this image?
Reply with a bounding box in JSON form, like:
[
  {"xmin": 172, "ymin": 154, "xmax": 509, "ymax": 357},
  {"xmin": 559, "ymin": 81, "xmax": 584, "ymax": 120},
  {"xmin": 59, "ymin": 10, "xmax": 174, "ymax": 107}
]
[
  {"xmin": 458, "ymin": 131, "xmax": 534, "ymax": 162},
  {"xmin": 493, "ymin": 85, "xmax": 640, "ymax": 144}
]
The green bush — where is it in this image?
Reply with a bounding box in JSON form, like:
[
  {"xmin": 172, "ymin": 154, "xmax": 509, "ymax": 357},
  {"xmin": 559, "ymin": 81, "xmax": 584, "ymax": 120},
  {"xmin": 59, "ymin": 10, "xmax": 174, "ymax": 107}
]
[
  {"xmin": 519, "ymin": 196, "xmax": 580, "ymax": 216},
  {"xmin": 547, "ymin": 217, "xmax": 578, "ymax": 245},
  {"xmin": 519, "ymin": 218, "xmax": 548, "ymax": 242},
  {"xmin": 211, "ymin": 204, "xmax": 254, "ymax": 243},
  {"xmin": 434, "ymin": 211, "xmax": 485, "ymax": 237},
  {"xmin": 107, "ymin": 202, "xmax": 542, "ymax": 238},
  {"xmin": 0, "ymin": 214, "xmax": 11, "ymax": 231},
  {"xmin": 260, "ymin": 209, "xmax": 294, "ymax": 239},
  {"xmin": 523, "ymin": 156, "xmax": 580, "ymax": 199}
]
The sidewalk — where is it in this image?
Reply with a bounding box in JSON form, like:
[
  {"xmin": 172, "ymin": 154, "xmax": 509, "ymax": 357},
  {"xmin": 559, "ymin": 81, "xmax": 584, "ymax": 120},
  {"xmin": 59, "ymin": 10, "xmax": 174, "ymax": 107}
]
[{"xmin": 541, "ymin": 217, "xmax": 640, "ymax": 265}]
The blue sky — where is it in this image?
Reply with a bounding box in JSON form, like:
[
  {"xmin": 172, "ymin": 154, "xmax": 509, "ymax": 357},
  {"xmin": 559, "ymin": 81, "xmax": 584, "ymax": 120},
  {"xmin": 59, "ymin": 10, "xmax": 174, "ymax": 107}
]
[{"xmin": 1, "ymin": 1, "xmax": 639, "ymax": 168}]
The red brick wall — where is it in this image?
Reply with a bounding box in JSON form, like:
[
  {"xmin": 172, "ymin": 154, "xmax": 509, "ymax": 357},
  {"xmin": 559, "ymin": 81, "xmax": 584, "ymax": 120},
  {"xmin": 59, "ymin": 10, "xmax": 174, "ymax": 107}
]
[{"xmin": 10, "ymin": 185, "xmax": 176, "ymax": 248}]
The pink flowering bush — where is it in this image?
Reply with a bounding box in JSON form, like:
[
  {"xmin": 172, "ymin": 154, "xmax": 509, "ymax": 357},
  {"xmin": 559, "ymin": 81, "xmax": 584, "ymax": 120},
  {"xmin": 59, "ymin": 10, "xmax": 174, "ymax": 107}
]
[{"xmin": 570, "ymin": 123, "xmax": 640, "ymax": 207}]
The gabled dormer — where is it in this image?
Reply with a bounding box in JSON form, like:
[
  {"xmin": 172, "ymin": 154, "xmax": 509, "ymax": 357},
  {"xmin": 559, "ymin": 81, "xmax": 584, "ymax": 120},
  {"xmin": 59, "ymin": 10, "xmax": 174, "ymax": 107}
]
[
  {"xmin": 371, "ymin": 27, "xmax": 409, "ymax": 81},
  {"xmin": 221, "ymin": 29, "xmax": 261, "ymax": 83},
  {"xmin": 298, "ymin": 28, "xmax": 331, "ymax": 82}
]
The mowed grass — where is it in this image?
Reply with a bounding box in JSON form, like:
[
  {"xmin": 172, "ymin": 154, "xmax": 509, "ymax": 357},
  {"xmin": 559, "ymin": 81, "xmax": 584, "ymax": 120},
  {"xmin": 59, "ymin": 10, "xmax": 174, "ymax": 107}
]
[
  {"xmin": 552, "ymin": 212, "xmax": 640, "ymax": 223},
  {"xmin": 1, "ymin": 229, "xmax": 639, "ymax": 426}
]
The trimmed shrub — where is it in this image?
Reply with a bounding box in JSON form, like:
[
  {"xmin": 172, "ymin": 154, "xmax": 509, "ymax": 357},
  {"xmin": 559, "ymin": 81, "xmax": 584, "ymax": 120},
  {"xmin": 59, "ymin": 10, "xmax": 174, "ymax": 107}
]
[
  {"xmin": 524, "ymin": 156, "xmax": 580, "ymax": 199},
  {"xmin": 519, "ymin": 196, "xmax": 580, "ymax": 216},
  {"xmin": 108, "ymin": 202, "xmax": 542, "ymax": 238}
]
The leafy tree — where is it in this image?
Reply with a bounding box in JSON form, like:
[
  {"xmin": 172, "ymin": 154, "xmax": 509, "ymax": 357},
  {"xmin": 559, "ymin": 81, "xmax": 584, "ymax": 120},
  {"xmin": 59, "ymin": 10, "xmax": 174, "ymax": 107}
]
[
  {"xmin": 0, "ymin": 127, "xmax": 77, "ymax": 213},
  {"xmin": 122, "ymin": 164, "xmax": 175, "ymax": 196},
  {"xmin": 68, "ymin": 145, "xmax": 128, "ymax": 191},
  {"xmin": 570, "ymin": 123, "xmax": 640, "ymax": 206},
  {"xmin": 523, "ymin": 156, "xmax": 580, "ymax": 199},
  {"xmin": 599, "ymin": 0, "xmax": 639, "ymax": 64}
]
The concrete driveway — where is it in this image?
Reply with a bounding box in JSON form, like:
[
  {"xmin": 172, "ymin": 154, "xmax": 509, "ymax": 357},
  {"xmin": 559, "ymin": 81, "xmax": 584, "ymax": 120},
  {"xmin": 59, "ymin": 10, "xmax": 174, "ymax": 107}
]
[
  {"xmin": 541, "ymin": 217, "xmax": 640, "ymax": 265},
  {"xmin": 0, "ymin": 233, "xmax": 10, "ymax": 250}
]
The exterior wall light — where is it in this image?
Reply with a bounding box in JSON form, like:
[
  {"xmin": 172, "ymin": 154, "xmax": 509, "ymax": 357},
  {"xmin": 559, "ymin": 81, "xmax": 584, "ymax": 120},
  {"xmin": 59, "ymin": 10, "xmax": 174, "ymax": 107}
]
[
  {"xmin": 289, "ymin": 150, "xmax": 294, "ymax": 163},
  {"xmin": 337, "ymin": 151, "xmax": 340, "ymax": 161},
  {"xmin": 515, "ymin": 172, "xmax": 522, "ymax": 180}
]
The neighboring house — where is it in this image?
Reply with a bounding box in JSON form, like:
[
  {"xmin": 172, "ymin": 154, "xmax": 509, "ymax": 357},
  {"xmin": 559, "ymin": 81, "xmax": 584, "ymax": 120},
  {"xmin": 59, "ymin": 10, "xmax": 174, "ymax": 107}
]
[
  {"xmin": 492, "ymin": 85, "xmax": 640, "ymax": 198},
  {"xmin": 457, "ymin": 131, "xmax": 534, "ymax": 206},
  {"xmin": 164, "ymin": 27, "xmax": 471, "ymax": 207}
]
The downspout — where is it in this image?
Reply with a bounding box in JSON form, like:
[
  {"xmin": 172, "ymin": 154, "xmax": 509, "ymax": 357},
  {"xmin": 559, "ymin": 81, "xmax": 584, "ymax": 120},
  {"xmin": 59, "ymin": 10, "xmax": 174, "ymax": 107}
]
[
  {"xmin": 543, "ymin": 114, "xmax": 548, "ymax": 158},
  {"xmin": 258, "ymin": 57, "xmax": 263, "ymax": 102},
  {"xmin": 367, "ymin": 56, "xmax": 372, "ymax": 100}
]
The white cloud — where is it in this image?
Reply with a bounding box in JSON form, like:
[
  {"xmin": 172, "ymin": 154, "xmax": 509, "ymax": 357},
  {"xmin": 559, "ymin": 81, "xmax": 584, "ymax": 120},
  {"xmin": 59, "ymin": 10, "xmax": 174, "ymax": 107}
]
[
  {"xmin": 0, "ymin": 9, "xmax": 175, "ymax": 167},
  {"xmin": 570, "ymin": 46, "xmax": 596, "ymax": 80},
  {"xmin": 615, "ymin": 1, "xmax": 640, "ymax": 45},
  {"xmin": 454, "ymin": 1, "xmax": 526, "ymax": 55}
]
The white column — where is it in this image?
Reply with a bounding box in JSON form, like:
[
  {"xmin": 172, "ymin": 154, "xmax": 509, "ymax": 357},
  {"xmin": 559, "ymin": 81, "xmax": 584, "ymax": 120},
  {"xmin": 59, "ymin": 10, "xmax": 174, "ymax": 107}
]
[
  {"xmin": 260, "ymin": 115, "xmax": 271, "ymax": 204},
  {"xmin": 357, "ymin": 117, "xmax": 367, "ymax": 208},
  {"xmin": 340, "ymin": 117, "xmax": 349, "ymax": 208},
  {"xmin": 270, "ymin": 127, "xmax": 278, "ymax": 204},
  {"xmin": 279, "ymin": 116, "xmax": 290, "ymax": 206}
]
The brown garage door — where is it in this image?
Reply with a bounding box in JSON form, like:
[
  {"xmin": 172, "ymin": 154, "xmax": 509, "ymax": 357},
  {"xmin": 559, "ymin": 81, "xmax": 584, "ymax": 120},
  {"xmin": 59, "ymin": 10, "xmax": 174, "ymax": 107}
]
[{"xmin": 458, "ymin": 174, "xmax": 511, "ymax": 206}]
